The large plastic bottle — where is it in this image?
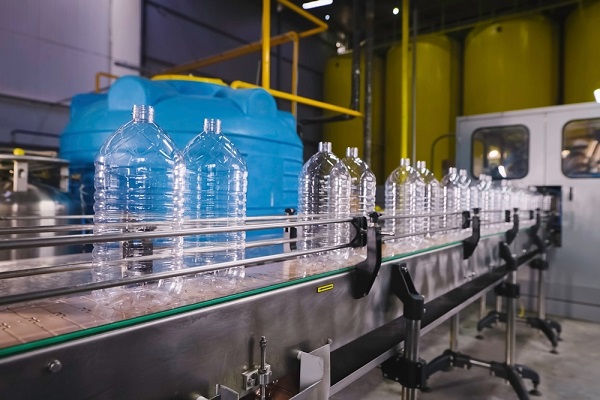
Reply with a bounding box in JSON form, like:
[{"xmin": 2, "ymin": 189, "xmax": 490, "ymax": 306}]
[
  {"xmin": 182, "ymin": 118, "xmax": 248, "ymax": 281},
  {"xmin": 416, "ymin": 161, "xmax": 441, "ymax": 242},
  {"xmin": 385, "ymin": 158, "xmax": 424, "ymax": 250},
  {"xmin": 441, "ymin": 167, "xmax": 461, "ymax": 238},
  {"xmin": 93, "ymin": 105, "xmax": 185, "ymax": 307},
  {"xmin": 298, "ymin": 142, "xmax": 351, "ymax": 262},
  {"xmin": 341, "ymin": 147, "xmax": 376, "ymax": 216},
  {"xmin": 458, "ymin": 169, "xmax": 472, "ymax": 212}
]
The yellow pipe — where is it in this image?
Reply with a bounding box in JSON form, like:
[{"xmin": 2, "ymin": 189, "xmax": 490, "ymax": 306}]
[
  {"xmin": 262, "ymin": 0, "xmax": 271, "ymax": 89},
  {"xmin": 231, "ymin": 80, "xmax": 363, "ymax": 117},
  {"xmin": 291, "ymin": 32, "xmax": 299, "ymax": 117},
  {"xmin": 95, "ymin": 72, "xmax": 119, "ymax": 93},
  {"xmin": 401, "ymin": 0, "xmax": 409, "ymax": 159},
  {"xmin": 276, "ymin": 0, "xmax": 328, "ymax": 31}
]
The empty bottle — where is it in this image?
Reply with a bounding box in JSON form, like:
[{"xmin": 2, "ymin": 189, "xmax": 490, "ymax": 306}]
[
  {"xmin": 385, "ymin": 158, "xmax": 424, "ymax": 249},
  {"xmin": 341, "ymin": 147, "xmax": 376, "ymax": 216},
  {"xmin": 416, "ymin": 161, "xmax": 441, "ymax": 241},
  {"xmin": 458, "ymin": 169, "xmax": 472, "ymax": 212},
  {"xmin": 440, "ymin": 167, "xmax": 461, "ymax": 238},
  {"xmin": 182, "ymin": 118, "xmax": 247, "ymax": 281},
  {"xmin": 93, "ymin": 105, "xmax": 185, "ymax": 307},
  {"xmin": 298, "ymin": 142, "xmax": 351, "ymax": 261}
]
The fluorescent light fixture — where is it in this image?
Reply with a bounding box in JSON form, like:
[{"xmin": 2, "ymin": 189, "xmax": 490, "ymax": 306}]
[
  {"xmin": 488, "ymin": 149, "xmax": 500, "ymax": 159},
  {"xmin": 302, "ymin": 0, "xmax": 333, "ymax": 10},
  {"xmin": 393, "ymin": 7, "xmax": 400, "ymax": 15},
  {"xmin": 497, "ymin": 165, "xmax": 507, "ymax": 178},
  {"xmin": 595, "ymin": 88, "xmax": 600, "ymax": 103}
]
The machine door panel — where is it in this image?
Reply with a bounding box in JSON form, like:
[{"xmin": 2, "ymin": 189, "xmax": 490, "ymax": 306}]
[
  {"xmin": 456, "ymin": 113, "xmax": 545, "ymax": 186},
  {"xmin": 544, "ymin": 107, "xmax": 600, "ymax": 320}
]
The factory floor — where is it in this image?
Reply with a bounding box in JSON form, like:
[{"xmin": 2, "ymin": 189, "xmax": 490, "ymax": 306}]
[{"xmin": 331, "ymin": 304, "xmax": 600, "ymax": 400}]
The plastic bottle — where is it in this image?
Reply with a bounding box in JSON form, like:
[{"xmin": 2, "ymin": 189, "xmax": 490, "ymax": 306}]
[
  {"xmin": 182, "ymin": 118, "xmax": 248, "ymax": 282},
  {"xmin": 341, "ymin": 147, "xmax": 376, "ymax": 216},
  {"xmin": 93, "ymin": 105, "xmax": 185, "ymax": 307},
  {"xmin": 416, "ymin": 161, "xmax": 441, "ymax": 242},
  {"xmin": 385, "ymin": 158, "xmax": 424, "ymax": 250},
  {"xmin": 441, "ymin": 167, "xmax": 461, "ymax": 238},
  {"xmin": 458, "ymin": 169, "xmax": 472, "ymax": 212},
  {"xmin": 298, "ymin": 142, "xmax": 351, "ymax": 262}
]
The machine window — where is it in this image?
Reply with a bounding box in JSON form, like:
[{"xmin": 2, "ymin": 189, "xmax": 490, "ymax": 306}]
[
  {"xmin": 562, "ymin": 118, "xmax": 600, "ymax": 178},
  {"xmin": 471, "ymin": 125, "xmax": 529, "ymax": 179}
]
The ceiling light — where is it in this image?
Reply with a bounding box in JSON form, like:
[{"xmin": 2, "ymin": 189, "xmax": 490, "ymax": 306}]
[
  {"xmin": 393, "ymin": 7, "xmax": 400, "ymax": 15},
  {"xmin": 302, "ymin": 0, "xmax": 333, "ymax": 10},
  {"xmin": 325, "ymin": 14, "xmax": 330, "ymax": 20},
  {"xmin": 488, "ymin": 149, "xmax": 500, "ymax": 159},
  {"xmin": 595, "ymin": 88, "xmax": 600, "ymax": 103}
]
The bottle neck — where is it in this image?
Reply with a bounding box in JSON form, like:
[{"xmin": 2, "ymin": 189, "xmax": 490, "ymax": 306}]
[
  {"xmin": 204, "ymin": 118, "xmax": 222, "ymax": 134},
  {"xmin": 132, "ymin": 105, "xmax": 154, "ymax": 123},
  {"xmin": 319, "ymin": 142, "xmax": 332, "ymax": 153},
  {"xmin": 346, "ymin": 147, "xmax": 358, "ymax": 158}
]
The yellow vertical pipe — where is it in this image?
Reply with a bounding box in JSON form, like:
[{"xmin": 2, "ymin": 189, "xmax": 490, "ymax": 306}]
[
  {"xmin": 401, "ymin": 0, "xmax": 409, "ymax": 159},
  {"xmin": 291, "ymin": 33, "xmax": 299, "ymax": 117},
  {"xmin": 262, "ymin": 0, "xmax": 271, "ymax": 89}
]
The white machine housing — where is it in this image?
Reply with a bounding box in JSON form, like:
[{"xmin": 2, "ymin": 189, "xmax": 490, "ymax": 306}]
[{"xmin": 456, "ymin": 102, "xmax": 600, "ymax": 322}]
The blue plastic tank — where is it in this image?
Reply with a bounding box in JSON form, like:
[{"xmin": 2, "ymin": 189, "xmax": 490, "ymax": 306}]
[{"xmin": 60, "ymin": 75, "xmax": 303, "ymax": 244}]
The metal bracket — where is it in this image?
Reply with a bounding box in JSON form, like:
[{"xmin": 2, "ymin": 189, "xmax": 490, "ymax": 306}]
[
  {"xmin": 499, "ymin": 241, "xmax": 517, "ymax": 271},
  {"xmin": 349, "ymin": 215, "xmax": 368, "ymax": 248},
  {"xmin": 352, "ymin": 212, "xmax": 382, "ymax": 299},
  {"xmin": 462, "ymin": 208, "xmax": 480, "ymax": 260},
  {"xmin": 291, "ymin": 341, "xmax": 330, "ymax": 400},
  {"xmin": 494, "ymin": 281, "xmax": 520, "ymax": 299},
  {"xmin": 505, "ymin": 208, "xmax": 519, "ymax": 245},
  {"xmin": 13, "ymin": 159, "xmax": 29, "ymax": 192},
  {"xmin": 284, "ymin": 208, "xmax": 297, "ymax": 252},
  {"xmin": 461, "ymin": 211, "xmax": 471, "ymax": 229},
  {"xmin": 390, "ymin": 264, "xmax": 424, "ymax": 321},
  {"xmin": 381, "ymin": 352, "xmax": 427, "ymax": 389},
  {"xmin": 242, "ymin": 364, "xmax": 272, "ymax": 390},
  {"xmin": 529, "ymin": 258, "xmax": 549, "ymax": 271},
  {"xmin": 528, "ymin": 210, "xmax": 546, "ymax": 253}
]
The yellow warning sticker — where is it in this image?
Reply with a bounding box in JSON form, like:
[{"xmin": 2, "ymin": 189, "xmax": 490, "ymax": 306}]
[{"xmin": 317, "ymin": 283, "xmax": 334, "ymax": 293}]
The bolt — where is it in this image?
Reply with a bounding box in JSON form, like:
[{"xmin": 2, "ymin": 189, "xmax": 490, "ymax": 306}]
[{"xmin": 47, "ymin": 359, "xmax": 62, "ymax": 373}]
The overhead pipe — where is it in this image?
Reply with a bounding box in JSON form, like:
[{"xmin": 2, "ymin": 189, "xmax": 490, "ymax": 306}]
[{"xmin": 411, "ymin": 8, "xmax": 418, "ymax": 165}]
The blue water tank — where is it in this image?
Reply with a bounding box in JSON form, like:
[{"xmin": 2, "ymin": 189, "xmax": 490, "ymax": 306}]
[{"xmin": 60, "ymin": 75, "xmax": 303, "ymax": 229}]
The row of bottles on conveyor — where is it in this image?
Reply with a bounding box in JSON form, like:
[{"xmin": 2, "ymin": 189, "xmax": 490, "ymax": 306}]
[
  {"xmin": 93, "ymin": 105, "xmax": 247, "ymax": 307},
  {"xmin": 297, "ymin": 143, "xmax": 548, "ymax": 260}
]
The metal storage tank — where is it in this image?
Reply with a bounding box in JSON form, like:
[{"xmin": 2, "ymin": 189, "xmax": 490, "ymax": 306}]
[
  {"xmin": 0, "ymin": 154, "xmax": 81, "ymax": 260},
  {"xmin": 463, "ymin": 15, "xmax": 558, "ymax": 116},
  {"xmin": 60, "ymin": 75, "xmax": 303, "ymax": 240},
  {"xmin": 322, "ymin": 54, "xmax": 384, "ymax": 180},
  {"xmin": 564, "ymin": 1, "xmax": 600, "ymax": 103},
  {"xmin": 385, "ymin": 34, "xmax": 459, "ymax": 178}
]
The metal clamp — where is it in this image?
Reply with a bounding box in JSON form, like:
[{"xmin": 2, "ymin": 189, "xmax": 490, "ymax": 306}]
[
  {"xmin": 349, "ymin": 215, "xmax": 368, "ymax": 248},
  {"xmin": 462, "ymin": 208, "xmax": 480, "ymax": 260},
  {"xmin": 382, "ymin": 352, "xmax": 427, "ymax": 389},
  {"xmin": 284, "ymin": 208, "xmax": 297, "ymax": 252},
  {"xmin": 352, "ymin": 212, "xmax": 382, "ymax": 299},
  {"xmin": 528, "ymin": 210, "xmax": 546, "ymax": 253},
  {"xmin": 494, "ymin": 281, "xmax": 520, "ymax": 299},
  {"xmin": 391, "ymin": 264, "xmax": 425, "ymax": 321},
  {"xmin": 242, "ymin": 336, "xmax": 272, "ymax": 397},
  {"xmin": 505, "ymin": 208, "xmax": 519, "ymax": 245}
]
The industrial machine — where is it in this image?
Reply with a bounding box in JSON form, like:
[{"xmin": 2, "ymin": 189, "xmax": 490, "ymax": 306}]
[{"xmin": 456, "ymin": 102, "xmax": 599, "ymax": 322}]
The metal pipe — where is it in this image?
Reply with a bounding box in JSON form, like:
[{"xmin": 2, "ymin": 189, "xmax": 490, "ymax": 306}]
[
  {"xmin": 479, "ymin": 293, "xmax": 487, "ymax": 320},
  {"xmin": 410, "ymin": 8, "xmax": 418, "ymax": 165},
  {"xmin": 0, "ymin": 242, "xmax": 351, "ymax": 306},
  {"xmin": 470, "ymin": 359, "xmax": 492, "ymax": 369},
  {"xmin": 402, "ymin": 318, "xmax": 420, "ymax": 400},
  {"xmin": 537, "ymin": 252, "xmax": 547, "ymax": 320},
  {"xmin": 0, "ymin": 218, "xmax": 354, "ymax": 250},
  {"xmin": 363, "ymin": 0, "xmax": 374, "ymax": 166},
  {"xmin": 505, "ymin": 271, "xmax": 517, "ymax": 366},
  {"xmin": 262, "ymin": 0, "xmax": 271, "ymax": 89},
  {"xmin": 401, "ymin": 0, "xmax": 410, "ymax": 159},
  {"xmin": 231, "ymin": 80, "xmax": 363, "ymax": 117},
  {"xmin": 291, "ymin": 31, "xmax": 299, "ymax": 117},
  {"xmin": 450, "ymin": 313, "xmax": 459, "ymax": 352}
]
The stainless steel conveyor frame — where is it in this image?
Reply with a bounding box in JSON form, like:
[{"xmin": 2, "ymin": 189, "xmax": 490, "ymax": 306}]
[{"xmin": 0, "ymin": 209, "xmax": 545, "ymax": 400}]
